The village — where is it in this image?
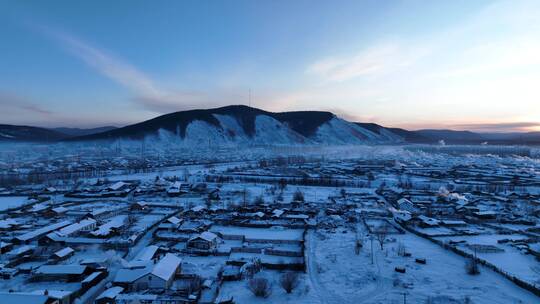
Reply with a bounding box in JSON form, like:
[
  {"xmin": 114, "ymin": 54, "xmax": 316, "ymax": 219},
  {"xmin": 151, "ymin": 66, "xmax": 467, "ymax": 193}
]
[{"xmin": 0, "ymin": 148, "xmax": 539, "ymax": 303}]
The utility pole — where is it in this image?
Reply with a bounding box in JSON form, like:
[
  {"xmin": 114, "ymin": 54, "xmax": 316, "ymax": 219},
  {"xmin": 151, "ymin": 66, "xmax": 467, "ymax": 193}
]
[
  {"xmin": 402, "ymin": 292, "xmax": 407, "ymax": 304},
  {"xmin": 249, "ymin": 88, "xmax": 251, "ymax": 108},
  {"xmin": 370, "ymin": 235, "xmax": 374, "ymax": 265}
]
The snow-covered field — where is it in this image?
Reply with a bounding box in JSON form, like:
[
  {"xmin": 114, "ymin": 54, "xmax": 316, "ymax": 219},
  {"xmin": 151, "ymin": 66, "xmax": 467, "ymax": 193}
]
[{"xmin": 308, "ymin": 228, "xmax": 539, "ymax": 304}]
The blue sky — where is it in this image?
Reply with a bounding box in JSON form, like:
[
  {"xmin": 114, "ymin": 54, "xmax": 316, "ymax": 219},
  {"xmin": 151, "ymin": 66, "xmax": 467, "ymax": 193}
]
[{"xmin": 1, "ymin": 0, "xmax": 540, "ymax": 131}]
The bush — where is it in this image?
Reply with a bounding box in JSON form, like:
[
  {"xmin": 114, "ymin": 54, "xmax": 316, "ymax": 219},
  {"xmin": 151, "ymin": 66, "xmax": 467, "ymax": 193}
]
[
  {"xmin": 241, "ymin": 258, "xmax": 262, "ymax": 279},
  {"xmin": 248, "ymin": 277, "xmax": 272, "ymax": 298},
  {"xmin": 279, "ymin": 272, "xmax": 299, "ymax": 293},
  {"xmin": 465, "ymin": 258, "xmax": 480, "ymax": 275}
]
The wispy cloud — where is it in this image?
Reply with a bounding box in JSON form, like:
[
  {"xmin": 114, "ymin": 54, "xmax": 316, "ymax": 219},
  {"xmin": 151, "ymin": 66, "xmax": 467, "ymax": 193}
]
[
  {"xmin": 0, "ymin": 92, "xmax": 53, "ymax": 116},
  {"xmin": 307, "ymin": 43, "xmax": 428, "ymax": 82},
  {"xmin": 40, "ymin": 26, "xmax": 228, "ymax": 113}
]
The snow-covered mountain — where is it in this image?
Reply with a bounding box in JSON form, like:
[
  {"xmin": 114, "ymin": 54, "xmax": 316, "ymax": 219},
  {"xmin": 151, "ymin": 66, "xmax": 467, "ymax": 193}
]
[{"xmin": 70, "ymin": 105, "xmax": 406, "ymax": 145}]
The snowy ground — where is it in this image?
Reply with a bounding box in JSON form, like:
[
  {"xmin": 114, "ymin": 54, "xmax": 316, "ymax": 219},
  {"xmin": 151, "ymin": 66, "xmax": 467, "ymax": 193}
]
[{"xmin": 306, "ymin": 227, "xmax": 539, "ymax": 304}]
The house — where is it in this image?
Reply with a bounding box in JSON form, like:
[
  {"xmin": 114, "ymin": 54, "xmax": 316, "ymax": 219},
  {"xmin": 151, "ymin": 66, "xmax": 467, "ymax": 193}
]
[
  {"xmin": 139, "ymin": 253, "xmax": 182, "ymax": 290},
  {"xmin": 187, "ymin": 231, "xmax": 220, "ymax": 251},
  {"xmin": 113, "ymin": 265, "xmax": 153, "ymax": 291},
  {"xmin": 91, "ymin": 215, "xmax": 127, "ymax": 237},
  {"xmin": 167, "ymin": 181, "xmax": 189, "ymax": 196},
  {"xmin": 87, "ymin": 206, "xmax": 125, "ymax": 221}
]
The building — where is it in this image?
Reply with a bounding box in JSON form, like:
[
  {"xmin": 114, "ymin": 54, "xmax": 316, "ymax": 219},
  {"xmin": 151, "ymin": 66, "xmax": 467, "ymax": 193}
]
[
  {"xmin": 139, "ymin": 253, "xmax": 182, "ymax": 290},
  {"xmin": 187, "ymin": 231, "xmax": 219, "ymax": 251}
]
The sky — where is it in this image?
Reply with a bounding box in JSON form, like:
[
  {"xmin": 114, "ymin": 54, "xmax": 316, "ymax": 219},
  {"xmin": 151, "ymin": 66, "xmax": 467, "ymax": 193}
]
[{"xmin": 1, "ymin": 0, "xmax": 540, "ymax": 132}]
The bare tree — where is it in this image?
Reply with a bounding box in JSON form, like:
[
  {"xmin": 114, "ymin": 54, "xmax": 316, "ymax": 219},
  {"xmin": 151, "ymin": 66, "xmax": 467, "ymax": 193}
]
[
  {"xmin": 374, "ymin": 223, "xmax": 389, "ymax": 250},
  {"xmin": 293, "ymin": 189, "xmax": 304, "ymax": 202},
  {"xmin": 279, "ymin": 272, "xmax": 299, "ymax": 294},
  {"xmin": 248, "ymin": 277, "xmax": 272, "ymax": 298},
  {"xmin": 355, "ymin": 237, "xmax": 363, "ymax": 255}
]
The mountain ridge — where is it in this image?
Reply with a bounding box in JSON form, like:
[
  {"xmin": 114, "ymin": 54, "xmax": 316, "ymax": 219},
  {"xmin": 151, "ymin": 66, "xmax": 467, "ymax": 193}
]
[{"xmin": 2, "ymin": 105, "xmax": 540, "ymax": 145}]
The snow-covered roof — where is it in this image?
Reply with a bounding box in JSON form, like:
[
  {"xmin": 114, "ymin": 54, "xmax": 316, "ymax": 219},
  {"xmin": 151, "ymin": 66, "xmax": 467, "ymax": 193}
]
[
  {"xmin": 167, "ymin": 216, "xmax": 182, "ymax": 225},
  {"xmin": 35, "ymin": 264, "xmax": 87, "ymax": 275},
  {"xmin": 190, "ymin": 231, "xmax": 218, "ymax": 243},
  {"xmin": 417, "ymin": 215, "xmax": 440, "ymax": 226},
  {"xmin": 5, "ymin": 245, "xmax": 35, "ymax": 256},
  {"xmin": 192, "ymin": 205, "xmax": 206, "ymax": 212},
  {"xmin": 134, "ymin": 245, "xmax": 159, "ymax": 261},
  {"xmin": 0, "ymin": 293, "xmax": 50, "ymax": 304},
  {"xmin": 56, "ymin": 218, "xmax": 96, "ymax": 237},
  {"xmin": 15, "ymin": 220, "xmax": 72, "ymax": 241},
  {"xmin": 52, "ymin": 206, "xmax": 68, "ymax": 214},
  {"xmin": 272, "ymin": 209, "xmax": 284, "ymax": 217},
  {"xmin": 96, "ymin": 286, "xmax": 124, "ymax": 300},
  {"xmin": 151, "ymin": 253, "xmax": 182, "ymax": 281},
  {"xmin": 108, "ymin": 181, "xmax": 127, "ymax": 191},
  {"xmin": 0, "ymin": 218, "xmax": 18, "ymax": 229},
  {"xmin": 53, "ymin": 246, "xmax": 74, "ymax": 258},
  {"xmin": 82, "ymin": 271, "xmax": 102, "ymax": 283},
  {"xmin": 91, "ymin": 215, "xmax": 127, "ymax": 236},
  {"xmin": 114, "ymin": 265, "xmax": 151, "ymax": 283}
]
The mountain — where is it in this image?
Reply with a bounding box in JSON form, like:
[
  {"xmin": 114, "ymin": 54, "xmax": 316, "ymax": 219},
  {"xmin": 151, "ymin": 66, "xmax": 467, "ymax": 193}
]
[
  {"xmin": 4, "ymin": 105, "xmax": 540, "ymax": 145},
  {"xmin": 52, "ymin": 126, "xmax": 117, "ymax": 137},
  {"xmin": 414, "ymin": 129, "xmax": 484, "ymax": 144},
  {"xmin": 69, "ymin": 105, "xmax": 405, "ymax": 145},
  {"xmin": 355, "ymin": 123, "xmax": 429, "ymax": 143},
  {"xmin": 0, "ymin": 124, "xmax": 68, "ymax": 142}
]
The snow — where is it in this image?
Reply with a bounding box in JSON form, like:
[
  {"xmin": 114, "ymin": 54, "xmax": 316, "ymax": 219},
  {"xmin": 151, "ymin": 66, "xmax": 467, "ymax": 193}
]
[{"xmin": 306, "ymin": 228, "xmax": 539, "ymax": 303}]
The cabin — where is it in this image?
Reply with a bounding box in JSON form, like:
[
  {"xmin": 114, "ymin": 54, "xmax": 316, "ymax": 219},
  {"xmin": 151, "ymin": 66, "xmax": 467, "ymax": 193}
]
[{"xmin": 187, "ymin": 231, "xmax": 220, "ymax": 251}]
